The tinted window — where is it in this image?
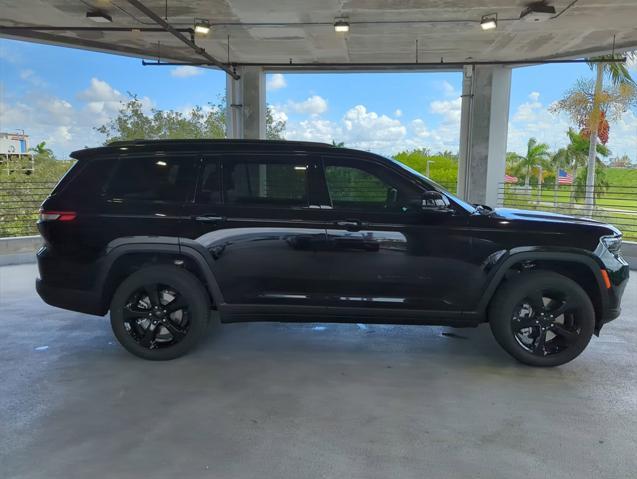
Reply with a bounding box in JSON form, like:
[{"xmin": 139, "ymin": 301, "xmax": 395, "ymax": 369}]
[
  {"xmin": 197, "ymin": 158, "xmax": 222, "ymax": 204},
  {"xmin": 59, "ymin": 158, "xmax": 115, "ymax": 199},
  {"xmin": 223, "ymin": 158, "xmax": 309, "ymax": 207},
  {"xmin": 324, "ymin": 160, "xmax": 420, "ymax": 212},
  {"xmin": 105, "ymin": 156, "xmax": 196, "ymax": 202}
]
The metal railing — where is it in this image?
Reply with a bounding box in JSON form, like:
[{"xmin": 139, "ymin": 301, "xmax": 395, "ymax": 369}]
[
  {"xmin": 497, "ymin": 183, "xmax": 637, "ymax": 241},
  {"xmin": 1, "ymin": 180, "xmax": 635, "ymax": 241},
  {"xmin": 0, "ymin": 181, "xmax": 56, "ymax": 237}
]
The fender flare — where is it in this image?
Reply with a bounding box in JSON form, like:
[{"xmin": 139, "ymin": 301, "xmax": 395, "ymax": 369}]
[
  {"xmin": 475, "ymin": 249, "xmax": 608, "ymax": 316},
  {"xmin": 95, "ymin": 236, "xmax": 225, "ymax": 313}
]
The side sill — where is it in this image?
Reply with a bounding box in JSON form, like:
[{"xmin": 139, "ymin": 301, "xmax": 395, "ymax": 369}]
[{"xmin": 219, "ymin": 304, "xmax": 482, "ymax": 327}]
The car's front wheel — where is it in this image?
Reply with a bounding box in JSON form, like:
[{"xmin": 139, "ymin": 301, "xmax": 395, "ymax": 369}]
[
  {"xmin": 489, "ymin": 271, "xmax": 595, "ymax": 367},
  {"xmin": 110, "ymin": 265, "xmax": 210, "ymax": 360}
]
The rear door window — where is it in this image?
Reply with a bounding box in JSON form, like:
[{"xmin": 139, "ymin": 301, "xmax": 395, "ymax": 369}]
[
  {"xmin": 105, "ymin": 155, "xmax": 197, "ymax": 203},
  {"xmin": 196, "ymin": 158, "xmax": 222, "ymax": 204},
  {"xmin": 222, "ymin": 156, "xmax": 309, "ymax": 207}
]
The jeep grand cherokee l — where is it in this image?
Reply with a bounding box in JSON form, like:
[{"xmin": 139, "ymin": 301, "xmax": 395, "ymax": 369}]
[{"xmin": 36, "ymin": 139, "xmax": 629, "ymax": 366}]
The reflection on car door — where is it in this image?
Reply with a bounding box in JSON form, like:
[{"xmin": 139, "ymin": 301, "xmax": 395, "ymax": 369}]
[
  {"xmin": 317, "ymin": 155, "xmax": 474, "ymax": 313},
  {"xmin": 183, "ymin": 153, "xmax": 332, "ymax": 308}
]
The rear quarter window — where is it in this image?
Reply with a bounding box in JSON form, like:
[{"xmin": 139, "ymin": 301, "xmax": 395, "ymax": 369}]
[{"xmin": 54, "ymin": 158, "xmax": 116, "ymax": 200}]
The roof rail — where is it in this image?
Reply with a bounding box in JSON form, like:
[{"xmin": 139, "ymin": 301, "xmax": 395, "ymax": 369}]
[{"xmin": 107, "ymin": 138, "xmax": 334, "ymax": 148}]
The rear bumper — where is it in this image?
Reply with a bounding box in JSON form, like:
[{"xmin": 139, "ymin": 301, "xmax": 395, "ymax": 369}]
[{"xmin": 36, "ymin": 278, "xmax": 104, "ymax": 316}]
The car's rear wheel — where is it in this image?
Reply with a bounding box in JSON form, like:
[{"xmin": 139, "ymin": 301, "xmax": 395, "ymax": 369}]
[
  {"xmin": 488, "ymin": 271, "xmax": 595, "ymax": 367},
  {"xmin": 110, "ymin": 265, "xmax": 209, "ymax": 360}
]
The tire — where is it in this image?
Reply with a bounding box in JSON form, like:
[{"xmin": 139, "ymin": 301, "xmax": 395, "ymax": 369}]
[
  {"xmin": 110, "ymin": 265, "xmax": 210, "ymax": 360},
  {"xmin": 488, "ymin": 270, "xmax": 595, "ymax": 367}
]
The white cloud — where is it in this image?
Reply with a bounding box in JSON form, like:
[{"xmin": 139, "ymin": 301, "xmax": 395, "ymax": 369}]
[
  {"xmin": 19, "ymin": 69, "xmax": 34, "ymax": 80},
  {"xmin": 286, "ymin": 118, "xmax": 341, "ymax": 144},
  {"xmin": 266, "ymin": 73, "xmax": 287, "ymax": 90},
  {"xmin": 439, "ymin": 80, "xmax": 458, "ymax": 97},
  {"xmin": 411, "ymin": 119, "xmax": 431, "ymax": 138},
  {"xmin": 283, "ymin": 91, "xmax": 465, "ymax": 155},
  {"xmin": 507, "ymin": 91, "xmax": 570, "ymax": 154},
  {"xmin": 18, "ymin": 69, "xmax": 46, "ymax": 87},
  {"xmin": 170, "ymin": 66, "xmax": 203, "ymax": 78},
  {"xmin": 429, "ymin": 97, "xmax": 462, "ymax": 123},
  {"xmin": 286, "ymin": 95, "xmax": 328, "ymax": 116},
  {"xmin": 342, "ymin": 105, "xmax": 406, "ymax": 143},
  {"xmin": 286, "ymin": 105, "xmax": 412, "ymax": 154},
  {"xmin": 1, "ymin": 78, "xmax": 154, "ymax": 158},
  {"xmin": 269, "ymin": 104, "xmax": 288, "ymax": 124},
  {"xmin": 77, "ymin": 78, "xmax": 122, "ymax": 103}
]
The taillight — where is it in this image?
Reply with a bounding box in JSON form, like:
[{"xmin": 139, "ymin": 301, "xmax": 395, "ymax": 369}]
[{"xmin": 39, "ymin": 210, "xmax": 77, "ymax": 222}]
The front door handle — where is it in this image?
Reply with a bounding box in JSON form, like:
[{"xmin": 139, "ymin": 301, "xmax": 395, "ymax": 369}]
[
  {"xmin": 195, "ymin": 215, "xmax": 226, "ymax": 223},
  {"xmin": 335, "ymin": 220, "xmax": 362, "ymax": 231}
]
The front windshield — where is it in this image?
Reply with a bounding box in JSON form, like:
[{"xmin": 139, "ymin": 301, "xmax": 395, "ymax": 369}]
[{"xmin": 386, "ymin": 157, "xmax": 477, "ymax": 213}]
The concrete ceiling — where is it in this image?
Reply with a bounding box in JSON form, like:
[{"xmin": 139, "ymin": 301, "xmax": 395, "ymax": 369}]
[{"xmin": 1, "ymin": 1, "xmax": 636, "ymax": 71}]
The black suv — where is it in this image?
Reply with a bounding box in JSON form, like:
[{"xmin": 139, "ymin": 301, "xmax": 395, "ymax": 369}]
[{"xmin": 36, "ymin": 139, "xmax": 629, "ymax": 366}]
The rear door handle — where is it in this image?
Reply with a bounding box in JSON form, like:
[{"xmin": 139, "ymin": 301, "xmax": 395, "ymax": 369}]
[
  {"xmin": 335, "ymin": 220, "xmax": 362, "ymax": 231},
  {"xmin": 195, "ymin": 215, "xmax": 226, "ymax": 223}
]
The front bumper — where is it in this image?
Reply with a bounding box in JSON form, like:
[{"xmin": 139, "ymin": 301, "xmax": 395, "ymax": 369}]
[{"xmin": 595, "ymin": 250, "xmax": 629, "ymax": 332}]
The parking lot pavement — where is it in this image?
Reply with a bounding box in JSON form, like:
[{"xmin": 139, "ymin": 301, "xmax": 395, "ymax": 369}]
[{"xmin": 1, "ymin": 263, "xmax": 636, "ymax": 479}]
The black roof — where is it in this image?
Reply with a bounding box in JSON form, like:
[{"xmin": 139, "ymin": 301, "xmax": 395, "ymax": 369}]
[{"xmin": 71, "ymin": 138, "xmax": 335, "ymax": 160}]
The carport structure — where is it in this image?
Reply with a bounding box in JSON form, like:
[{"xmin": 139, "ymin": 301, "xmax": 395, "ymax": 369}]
[{"xmin": 2, "ymin": 0, "xmax": 637, "ymax": 206}]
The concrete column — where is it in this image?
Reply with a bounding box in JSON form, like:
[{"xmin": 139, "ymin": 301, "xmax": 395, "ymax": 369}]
[
  {"xmin": 225, "ymin": 66, "xmax": 266, "ymax": 139},
  {"xmin": 456, "ymin": 65, "xmax": 512, "ymax": 207}
]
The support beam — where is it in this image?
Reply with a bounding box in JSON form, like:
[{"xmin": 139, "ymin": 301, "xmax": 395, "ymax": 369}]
[
  {"xmin": 125, "ymin": 0, "xmax": 238, "ymax": 79},
  {"xmin": 226, "ymin": 67, "xmax": 266, "ymax": 139},
  {"xmin": 457, "ymin": 65, "xmax": 512, "ymax": 207}
]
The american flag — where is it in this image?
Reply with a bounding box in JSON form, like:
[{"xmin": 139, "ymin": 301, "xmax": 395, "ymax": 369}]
[
  {"xmin": 504, "ymin": 174, "xmax": 518, "ymax": 184},
  {"xmin": 558, "ymin": 169, "xmax": 573, "ymax": 185}
]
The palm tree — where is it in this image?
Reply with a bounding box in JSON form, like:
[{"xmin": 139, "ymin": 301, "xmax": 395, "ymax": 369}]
[
  {"xmin": 510, "ymin": 138, "xmax": 551, "ymax": 190},
  {"xmin": 552, "ymin": 53, "xmax": 636, "ymax": 212},
  {"xmin": 584, "ymin": 54, "xmax": 636, "ymax": 211},
  {"xmin": 29, "ymin": 141, "xmax": 54, "ymax": 159}
]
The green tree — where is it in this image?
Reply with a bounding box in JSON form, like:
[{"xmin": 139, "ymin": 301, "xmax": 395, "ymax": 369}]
[
  {"xmin": 29, "ymin": 141, "xmax": 55, "ymax": 161},
  {"xmin": 508, "ymin": 138, "xmax": 551, "ymax": 188},
  {"xmin": 96, "ymin": 94, "xmax": 286, "ymax": 143},
  {"xmin": 393, "ymin": 149, "xmax": 458, "ymax": 189},
  {"xmin": 551, "ymin": 53, "xmax": 637, "ymax": 211}
]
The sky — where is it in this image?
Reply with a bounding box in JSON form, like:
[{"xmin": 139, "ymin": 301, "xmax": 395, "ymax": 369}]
[{"xmin": 1, "ymin": 38, "xmax": 636, "ymax": 161}]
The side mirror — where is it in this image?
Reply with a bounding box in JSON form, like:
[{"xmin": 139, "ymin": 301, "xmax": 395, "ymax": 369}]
[{"xmin": 422, "ymin": 191, "xmax": 451, "ymax": 210}]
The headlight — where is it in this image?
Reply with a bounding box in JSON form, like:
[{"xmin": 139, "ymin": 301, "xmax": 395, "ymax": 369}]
[{"xmin": 601, "ymin": 235, "xmax": 622, "ymax": 254}]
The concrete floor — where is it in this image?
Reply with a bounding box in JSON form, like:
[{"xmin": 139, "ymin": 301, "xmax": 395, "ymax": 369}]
[{"xmin": 1, "ymin": 263, "xmax": 636, "ymax": 479}]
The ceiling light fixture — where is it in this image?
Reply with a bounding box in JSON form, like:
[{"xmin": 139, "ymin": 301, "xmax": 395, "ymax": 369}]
[
  {"xmin": 194, "ymin": 19, "xmax": 211, "ymax": 35},
  {"xmin": 86, "ymin": 10, "xmax": 112, "ymax": 23},
  {"xmin": 334, "ymin": 18, "xmax": 350, "ymax": 33},
  {"xmin": 480, "ymin": 13, "xmax": 497, "ymax": 30}
]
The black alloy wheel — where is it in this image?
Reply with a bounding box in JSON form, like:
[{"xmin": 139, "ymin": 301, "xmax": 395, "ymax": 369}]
[
  {"xmin": 489, "ymin": 271, "xmax": 595, "ymax": 367},
  {"xmin": 511, "ymin": 289, "xmax": 582, "ymax": 357},
  {"xmin": 110, "ymin": 265, "xmax": 209, "ymax": 360},
  {"xmin": 122, "ymin": 283, "xmax": 190, "ymax": 349}
]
